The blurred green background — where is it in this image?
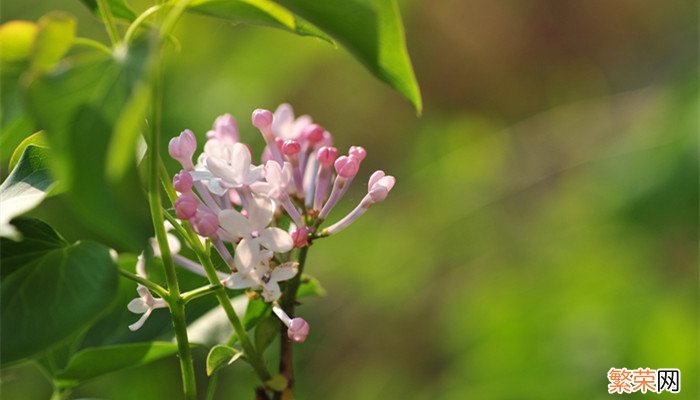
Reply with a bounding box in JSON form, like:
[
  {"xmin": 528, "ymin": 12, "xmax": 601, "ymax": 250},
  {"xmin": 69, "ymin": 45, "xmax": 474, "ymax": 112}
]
[{"xmin": 1, "ymin": 0, "xmax": 697, "ymax": 399}]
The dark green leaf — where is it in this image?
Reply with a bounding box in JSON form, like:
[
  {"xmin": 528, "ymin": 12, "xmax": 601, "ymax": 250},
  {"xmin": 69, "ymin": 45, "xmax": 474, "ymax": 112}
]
[
  {"xmin": 8, "ymin": 131, "xmax": 47, "ymax": 171},
  {"xmin": 206, "ymin": 344, "xmax": 243, "ymax": 376},
  {"xmin": 0, "ymin": 145, "xmax": 55, "ymax": 240},
  {"xmin": 271, "ymin": 0, "xmax": 422, "ymax": 112},
  {"xmin": 26, "ymin": 43, "xmax": 153, "ymax": 251},
  {"xmin": 0, "ymin": 218, "xmax": 66, "ymax": 277},
  {"xmin": 78, "ymin": 0, "xmax": 136, "ymax": 21},
  {"xmin": 54, "ymin": 342, "xmax": 179, "ymax": 387},
  {"xmin": 254, "ymin": 315, "xmax": 279, "ymax": 353},
  {"xmin": 187, "ymin": 0, "xmax": 332, "ymax": 43},
  {"xmin": 0, "ymin": 234, "xmax": 118, "ymax": 365}
]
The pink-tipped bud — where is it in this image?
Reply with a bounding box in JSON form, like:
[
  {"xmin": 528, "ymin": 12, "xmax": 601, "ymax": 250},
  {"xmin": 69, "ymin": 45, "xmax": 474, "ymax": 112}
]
[
  {"xmin": 301, "ymin": 124, "xmax": 325, "ymax": 143},
  {"xmin": 281, "ymin": 140, "xmax": 301, "ymax": 155},
  {"xmin": 320, "ymin": 131, "xmax": 334, "ymax": 147},
  {"xmin": 173, "ymin": 170, "xmax": 193, "ymax": 193},
  {"xmin": 168, "ymin": 130, "xmax": 197, "ymax": 169},
  {"xmin": 334, "ymin": 156, "xmax": 360, "ymax": 178},
  {"xmin": 252, "ymin": 109, "xmax": 273, "ymax": 130},
  {"xmin": 367, "ymin": 170, "xmax": 396, "ymax": 203},
  {"xmin": 291, "ymin": 227, "xmax": 309, "ymax": 248},
  {"xmin": 275, "ymin": 138, "xmax": 285, "ymax": 151},
  {"xmin": 174, "ymin": 193, "xmax": 198, "ymax": 219},
  {"xmin": 316, "ymin": 146, "xmax": 338, "ymax": 166},
  {"xmin": 191, "ymin": 210, "xmax": 219, "ymax": 237},
  {"xmin": 287, "ymin": 318, "xmax": 310, "ymax": 343},
  {"xmin": 349, "ymin": 146, "xmax": 366, "ymax": 162},
  {"xmin": 208, "ymin": 113, "xmax": 239, "ymax": 142}
]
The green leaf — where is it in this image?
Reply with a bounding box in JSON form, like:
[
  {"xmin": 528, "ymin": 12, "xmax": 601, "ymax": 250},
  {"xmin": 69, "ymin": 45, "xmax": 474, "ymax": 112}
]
[
  {"xmin": 53, "ymin": 342, "xmax": 179, "ymax": 387},
  {"xmin": 9, "ymin": 131, "xmax": 47, "ymax": 170},
  {"xmin": 187, "ymin": 0, "xmax": 332, "ymax": 43},
  {"xmin": 31, "ymin": 12, "xmax": 76, "ymax": 71},
  {"xmin": 265, "ymin": 373, "xmax": 288, "ymax": 391},
  {"xmin": 0, "ymin": 218, "xmax": 66, "ymax": 277},
  {"xmin": 206, "ymin": 344, "xmax": 243, "ymax": 376},
  {"xmin": 254, "ymin": 315, "xmax": 279, "ymax": 353},
  {"xmin": 297, "ymin": 273, "xmax": 326, "ymax": 299},
  {"xmin": 0, "ymin": 145, "xmax": 55, "ymax": 240},
  {"xmin": 0, "ymin": 223, "xmax": 119, "ymax": 365},
  {"xmin": 106, "ymin": 83, "xmax": 151, "ymax": 181},
  {"xmin": 26, "ymin": 43, "xmax": 153, "ymax": 251},
  {"xmin": 78, "ymin": 0, "xmax": 136, "ymax": 22},
  {"xmin": 271, "ymin": 0, "xmax": 421, "ymax": 112}
]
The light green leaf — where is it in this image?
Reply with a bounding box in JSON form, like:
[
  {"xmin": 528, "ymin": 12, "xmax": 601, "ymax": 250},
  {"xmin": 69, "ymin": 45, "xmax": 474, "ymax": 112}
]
[
  {"xmin": 26, "ymin": 43, "xmax": 153, "ymax": 250},
  {"xmin": 54, "ymin": 342, "xmax": 179, "ymax": 387},
  {"xmin": 9, "ymin": 131, "xmax": 47, "ymax": 171},
  {"xmin": 297, "ymin": 273, "xmax": 326, "ymax": 299},
  {"xmin": 0, "ymin": 221, "xmax": 118, "ymax": 365},
  {"xmin": 265, "ymin": 373, "xmax": 288, "ymax": 392},
  {"xmin": 254, "ymin": 315, "xmax": 279, "ymax": 353},
  {"xmin": 78, "ymin": 0, "xmax": 136, "ymax": 21},
  {"xmin": 271, "ymin": 0, "xmax": 422, "ymax": 112},
  {"xmin": 206, "ymin": 344, "xmax": 243, "ymax": 376},
  {"xmin": 0, "ymin": 145, "xmax": 55, "ymax": 240},
  {"xmin": 31, "ymin": 12, "xmax": 76, "ymax": 71},
  {"xmin": 187, "ymin": 0, "xmax": 332, "ymax": 43},
  {"xmin": 106, "ymin": 83, "xmax": 151, "ymax": 181}
]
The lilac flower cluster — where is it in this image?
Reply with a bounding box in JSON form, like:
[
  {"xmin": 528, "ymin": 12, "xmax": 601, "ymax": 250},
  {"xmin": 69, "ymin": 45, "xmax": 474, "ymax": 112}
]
[{"xmin": 128, "ymin": 104, "xmax": 395, "ymax": 341}]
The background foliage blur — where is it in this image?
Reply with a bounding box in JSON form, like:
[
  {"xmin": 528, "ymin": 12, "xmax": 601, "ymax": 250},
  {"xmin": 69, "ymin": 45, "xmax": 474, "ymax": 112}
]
[{"xmin": 2, "ymin": 0, "xmax": 697, "ymax": 399}]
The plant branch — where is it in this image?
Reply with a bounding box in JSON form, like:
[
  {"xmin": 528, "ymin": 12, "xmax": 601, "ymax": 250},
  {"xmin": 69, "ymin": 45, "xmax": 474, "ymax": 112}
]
[
  {"xmin": 96, "ymin": 0, "xmax": 120, "ymax": 45},
  {"xmin": 118, "ymin": 268, "xmax": 168, "ymax": 297}
]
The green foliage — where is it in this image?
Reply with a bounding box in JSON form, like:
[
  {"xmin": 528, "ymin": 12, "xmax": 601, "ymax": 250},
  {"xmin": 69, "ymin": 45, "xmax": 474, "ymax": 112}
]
[
  {"xmin": 254, "ymin": 315, "xmax": 278, "ymax": 353},
  {"xmin": 8, "ymin": 131, "xmax": 47, "ymax": 171},
  {"xmin": 0, "ymin": 219, "xmax": 118, "ymax": 365},
  {"xmin": 54, "ymin": 342, "xmax": 179, "ymax": 388},
  {"xmin": 78, "ymin": 0, "xmax": 136, "ymax": 21},
  {"xmin": 187, "ymin": 0, "xmax": 332, "ymax": 43},
  {"xmin": 206, "ymin": 344, "xmax": 243, "ymax": 376},
  {"xmin": 271, "ymin": 0, "xmax": 422, "ymax": 112},
  {"xmin": 296, "ymin": 273, "xmax": 326, "ymax": 299},
  {"xmin": 26, "ymin": 42, "xmax": 153, "ymax": 251},
  {"xmin": 31, "ymin": 12, "xmax": 76, "ymax": 71},
  {"xmin": 0, "ymin": 146, "xmax": 55, "ymax": 240}
]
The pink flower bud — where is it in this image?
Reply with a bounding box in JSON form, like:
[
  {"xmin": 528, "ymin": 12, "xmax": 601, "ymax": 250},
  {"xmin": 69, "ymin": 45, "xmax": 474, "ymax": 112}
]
[
  {"xmin": 173, "ymin": 170, "xmax": 193, "ymax": 193},
  {"xmin": 287, "ymin": 318, "xmax": 310, "ymax": 343},
  {"xmin": 334, "ymin": 156, "xmax": 360, "ymax": 178},
  {"xmin": 291, "ymin": 227, "xmax": 309, "ymax": 248},
  {"xmin": 281, "ymin": 140, "xmax": 301, "ymax": 155},
  {"xmin": 208, "ymin": 114, "xmax": 239, "ymax": 142},
  {"xmin": 252, "ymin": 109, "xmax": 273, "ymax": 130},
  {"xmin": 168, "ymin": 130, "xmax": 197, "ymax": 170},
  {"xmin": 301, "ymin": 124, "xmax": 325, "ymax": 143},
  {"xmin": 367, "ymin": 170, "xmax": 396, "ymax": 203},
  {"xmin": 191, "ymin": 210, "xmax": 219, "ymax": 237},
  {"xmin": 174, "ymin": 193, "xmax": 198, "ymax": 219},
  {"xmin": 275, "ymin": 138, "xmax": 285, "ymax": 151},
  {"xmin": 316, "ymin": 146, "xmax": 338, "ymax": 166},
  {"xmin": 348, "ymin": 146, "xmax": 366, "ymax": 162}
]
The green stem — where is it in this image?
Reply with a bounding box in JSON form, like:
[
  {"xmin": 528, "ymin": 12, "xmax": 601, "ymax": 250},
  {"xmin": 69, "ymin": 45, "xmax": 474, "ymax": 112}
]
[
  {"xmin": 49, "ymin": 387, "xmax": 72, "ymax": 400},
  {"xmin": 124, "ymin": 5, "xmax": 163, "ymax": 45},
  {"xmin": 96, "ymin": 0, "xmax": 120, "ymax": 45},
  {"xmin": 147, "ymin": 30, "xmax": 197, "ymax": 400},
  {"xmin": 182, "ymin": 284, "xmax": 218, "ymax": 303},
  {"xmin": 190, "ymin": 246, "xmax": 272, "ymax": 382},
  {"xmin": 205, "ymin": 372, "xmax": 220, "ymax": 400},
  {"xmin": 275, "ymin": 247, "xmax": 309, "ymax": 396},
  {"xmin": 73, "ymin": 37, "xmax": 112, "ymax": 54},
  {"xmin": 118, "ymin": 268, "xmax": 168, "ymax": 297}
]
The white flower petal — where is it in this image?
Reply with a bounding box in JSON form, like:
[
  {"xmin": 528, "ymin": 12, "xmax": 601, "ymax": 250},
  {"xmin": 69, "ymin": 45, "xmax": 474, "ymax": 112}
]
[
  {"xmin": 230, "ymin": 143, "xmax": 251, "ymax": 183},
  {"xmin": 226, "ymin": 272, "xmax": 258, "ymax": 289},
  {"xmin": 129, "ymin": 308, "xmax": 153, "ymax": 331},
  {"xmin": 207, "ymin": 178, "xmax": 228, "ymax": 196},
  {"xmin": 190, "ymin": 170, "xmax": 214, "ymax": 181},
  {"xmin": 259, "ymin": 227, "xmax": 293, "ymax": 253},
  {"xmin": 261, "ymin": 282, "xmax": 281, "ymax": 302},
  {"xmin": 245, "ymin": 164, "xmax": 264, "ymax": 185},
  {"xmin": 219, "ymin": 209, "xmax": 252, "ymax": 238},
  {"xmin": 127, "ymin": 298, "xmax": 149, "ymax": 314},
  {"xmin": 270, "ymin": 262, "xmax": 298, "ymax": 282},
  {"xmin": 234, "ymin": 238, "xmax": 259, "ymax": 272},
  {"xmin": 248, "ymin": 196, "xmax": 275, "ymax": 230}
]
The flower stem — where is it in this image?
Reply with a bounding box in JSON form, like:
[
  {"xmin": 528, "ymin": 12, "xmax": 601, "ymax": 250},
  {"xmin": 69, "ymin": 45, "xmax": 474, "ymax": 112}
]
[
  {"xmin": 147, "ymin": 35, "xmax": 197, "ymax": 400},
  {"xmin": 118, "ymin": 268, "xmax": 168, "ymax": 297},
  {"xmin": 96, "ymin": 0, "xmax": 120, "ymax": 45},
  {"xmin": 275, "ymin": 246, "xmax": 309, "ymax": 397}
]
